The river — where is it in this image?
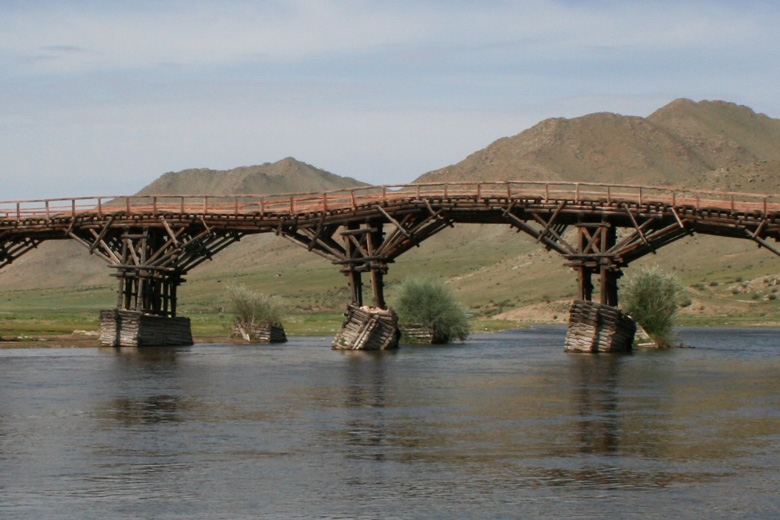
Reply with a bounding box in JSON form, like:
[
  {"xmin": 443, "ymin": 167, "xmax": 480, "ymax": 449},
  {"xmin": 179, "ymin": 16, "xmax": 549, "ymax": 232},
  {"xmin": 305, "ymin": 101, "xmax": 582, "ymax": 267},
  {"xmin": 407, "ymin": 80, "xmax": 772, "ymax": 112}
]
[{"xmin": 1, "ymin": 326, "xmax": 779, "ymax": 519}]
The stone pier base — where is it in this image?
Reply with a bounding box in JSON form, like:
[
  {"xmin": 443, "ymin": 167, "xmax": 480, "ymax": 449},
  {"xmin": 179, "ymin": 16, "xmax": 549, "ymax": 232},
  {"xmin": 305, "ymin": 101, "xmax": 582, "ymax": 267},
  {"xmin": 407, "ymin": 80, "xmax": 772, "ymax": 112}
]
[
  {"xmin": 332, "ymin": 304, "xmax": 400, "ymax": 350},
  {"xmin": 564, "ymin": 300, "xmax": 636, "ymax": 353},
  {"xmin": 98, "ymin": 309, "xmax": 193, "ymax": 347}
]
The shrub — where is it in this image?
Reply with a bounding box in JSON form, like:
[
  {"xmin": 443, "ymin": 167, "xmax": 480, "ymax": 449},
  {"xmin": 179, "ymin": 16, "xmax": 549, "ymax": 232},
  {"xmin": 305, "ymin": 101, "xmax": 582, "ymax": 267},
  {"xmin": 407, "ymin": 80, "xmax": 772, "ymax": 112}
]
[
  {"xmin": 393, "ymin": 277, "xmax": 469, "ymax": 344},
  {"xmin": 621, "ymin": 266, "xmax": 683, "ymax": 347},
  {"xmin": 225, "ymin": 284, "xmax": 285, "ymax": 337}
]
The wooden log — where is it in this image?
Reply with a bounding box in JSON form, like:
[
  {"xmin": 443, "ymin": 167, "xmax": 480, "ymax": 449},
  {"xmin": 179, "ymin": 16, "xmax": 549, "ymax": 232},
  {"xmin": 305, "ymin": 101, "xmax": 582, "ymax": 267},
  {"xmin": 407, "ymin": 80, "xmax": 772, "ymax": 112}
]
[
  {"xmin": 98, "ymin": 309, "xmax": 193, "ymax": 347},
  {"xmin": 332, "ymin": 304, "xmax": 400, "ymax": 350},
  {"xmin": 564, "ymin": 300, "xmax": 636, "ymax": 353},
  {"xmin": 232, "ymin": 322, "xmax": 288, "ymax": 344}
]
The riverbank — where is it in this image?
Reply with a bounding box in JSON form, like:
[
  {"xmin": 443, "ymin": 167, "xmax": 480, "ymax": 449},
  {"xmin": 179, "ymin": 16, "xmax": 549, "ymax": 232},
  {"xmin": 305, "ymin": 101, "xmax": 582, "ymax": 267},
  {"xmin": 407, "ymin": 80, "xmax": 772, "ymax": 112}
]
[{"xmin": 0, "ymin": 310, "xmax": 517, "ymax": 348}]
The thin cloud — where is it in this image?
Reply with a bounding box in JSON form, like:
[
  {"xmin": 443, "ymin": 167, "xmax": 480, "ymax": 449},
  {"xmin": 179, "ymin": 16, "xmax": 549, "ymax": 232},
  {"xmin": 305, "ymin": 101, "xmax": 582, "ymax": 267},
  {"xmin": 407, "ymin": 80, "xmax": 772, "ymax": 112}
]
[{"xmin": 1, "ymin": 0, "xmax": 779, "ymax": 199}]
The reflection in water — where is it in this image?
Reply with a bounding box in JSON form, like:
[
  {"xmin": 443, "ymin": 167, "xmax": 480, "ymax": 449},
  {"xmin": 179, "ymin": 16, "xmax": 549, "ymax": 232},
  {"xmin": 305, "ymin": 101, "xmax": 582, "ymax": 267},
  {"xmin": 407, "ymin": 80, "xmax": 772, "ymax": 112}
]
[
  {"xmin": 571, "ymin": 354, "xmax": 622, "ymax": 455},
  {"xmin": 101, "ymin": 395, "xmax": 183, "ymax": 426},
  {"xmin": 99, "ymin": 345, "xmax": 183, "ymax": 363},
  {"xmin": 342, "ymin": 352, "xmax": 390, "ymax": 461},
  {"xmin": 3, "ymin": 329, "xmax": 780, "ymax": 519},
  {"xmin": 97, "ymin": 346, "xmax": 187, "ymax": 426}
]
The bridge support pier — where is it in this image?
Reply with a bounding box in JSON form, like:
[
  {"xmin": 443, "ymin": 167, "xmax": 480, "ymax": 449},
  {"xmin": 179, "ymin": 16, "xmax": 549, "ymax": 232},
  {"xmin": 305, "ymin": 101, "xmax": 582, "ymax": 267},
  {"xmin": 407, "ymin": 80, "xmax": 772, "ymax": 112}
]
[
  {"xmin": 98, "ymin": 267, "xmax": 193, "ymax": 347},
  {"xmin": 98, "ymin": 309, "xmax": 192, "ymax": 347},
  {"xmin": 332, "ymin": 222, "xmax": 399, "ymax": 350},
  {"xmin": 564, "ymin": 224, "xmax": 635, "ymax": 353},
  {"xmin": 279, "ymin": 210, "xmax": 451, "ymax": 350}
]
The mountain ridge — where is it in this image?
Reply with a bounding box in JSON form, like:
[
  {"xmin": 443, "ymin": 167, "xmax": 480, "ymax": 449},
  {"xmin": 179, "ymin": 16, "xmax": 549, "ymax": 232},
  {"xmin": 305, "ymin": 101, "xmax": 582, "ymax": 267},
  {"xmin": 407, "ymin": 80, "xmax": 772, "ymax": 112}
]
[{"xmin": 416, "ymin": 98, "xmax": 780, "ymax": 192}]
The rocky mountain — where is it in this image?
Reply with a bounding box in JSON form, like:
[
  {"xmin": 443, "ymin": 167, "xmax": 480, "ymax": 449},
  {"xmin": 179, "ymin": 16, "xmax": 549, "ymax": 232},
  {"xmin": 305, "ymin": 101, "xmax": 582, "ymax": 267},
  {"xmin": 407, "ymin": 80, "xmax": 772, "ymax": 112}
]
[{"xmin": 417, "ymin": 99, "xmax": 780, "ymax": 192}]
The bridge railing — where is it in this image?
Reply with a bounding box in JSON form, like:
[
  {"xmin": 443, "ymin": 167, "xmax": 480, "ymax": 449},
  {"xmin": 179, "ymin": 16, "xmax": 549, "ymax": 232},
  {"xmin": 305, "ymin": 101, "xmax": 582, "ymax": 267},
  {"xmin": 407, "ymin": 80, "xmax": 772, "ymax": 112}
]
[{"xmin": 2, "ymin": 181, "xmax": 779, "ymax": 220}]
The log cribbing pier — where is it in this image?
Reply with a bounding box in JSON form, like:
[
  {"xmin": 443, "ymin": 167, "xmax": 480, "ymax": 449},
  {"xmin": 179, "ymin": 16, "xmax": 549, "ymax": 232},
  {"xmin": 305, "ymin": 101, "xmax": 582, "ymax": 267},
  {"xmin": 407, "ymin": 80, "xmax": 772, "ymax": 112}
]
[{"xmin": 3, "ymin": 181, "xmax": 780, "ymax": 350}]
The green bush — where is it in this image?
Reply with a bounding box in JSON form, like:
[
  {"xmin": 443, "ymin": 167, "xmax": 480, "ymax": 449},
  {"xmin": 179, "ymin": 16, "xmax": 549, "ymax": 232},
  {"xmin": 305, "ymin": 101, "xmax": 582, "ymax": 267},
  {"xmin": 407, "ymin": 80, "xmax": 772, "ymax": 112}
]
[
  {"xmin": 393, "ymin": 277, "xmax": 469, "ymax": 344},
  {"xmin": 225, "ymin": 284, "xmax": 285, "ymax": 332},
  {"xmin": 621, "ymin": 266, "xmax": 683, "ymax": 347}
]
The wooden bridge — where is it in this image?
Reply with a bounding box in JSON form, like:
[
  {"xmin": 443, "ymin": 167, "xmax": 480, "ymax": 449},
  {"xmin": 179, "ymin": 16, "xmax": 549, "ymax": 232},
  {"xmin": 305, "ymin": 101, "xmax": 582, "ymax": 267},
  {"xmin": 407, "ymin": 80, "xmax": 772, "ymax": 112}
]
[{"xmin": 2, "ymin": 181, "xmax": 780, "ymax": 350}]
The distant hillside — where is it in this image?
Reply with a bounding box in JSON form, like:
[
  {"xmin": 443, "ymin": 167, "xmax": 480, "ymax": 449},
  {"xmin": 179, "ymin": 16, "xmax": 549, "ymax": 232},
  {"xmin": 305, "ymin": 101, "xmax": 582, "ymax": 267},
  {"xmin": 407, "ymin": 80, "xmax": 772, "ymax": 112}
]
[
  {"xmin": 138, "ymin": 157, "xmax": 366, "ymax": 195},
  {"xmin": 417, "ymin": 99, "xmax": 780, "ymax": 192},
  {"xmin": 0, "ymin": 158, "xmax": 366, "ymax": 294}
]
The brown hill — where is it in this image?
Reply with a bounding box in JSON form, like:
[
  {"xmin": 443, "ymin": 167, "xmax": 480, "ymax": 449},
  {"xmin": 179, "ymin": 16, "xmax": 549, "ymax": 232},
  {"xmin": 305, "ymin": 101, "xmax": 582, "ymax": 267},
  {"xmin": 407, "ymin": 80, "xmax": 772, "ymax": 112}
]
[
  {"xmin": 137, "ymin": 157, "xmax": 365, "ymax": 195},
  {"xmin": 417, "ymin": 99, "xmax": 780, "ymax": 191},
  {"xmin": 0, "ymin": 158, "xmax": 366, "ymax": 295}
]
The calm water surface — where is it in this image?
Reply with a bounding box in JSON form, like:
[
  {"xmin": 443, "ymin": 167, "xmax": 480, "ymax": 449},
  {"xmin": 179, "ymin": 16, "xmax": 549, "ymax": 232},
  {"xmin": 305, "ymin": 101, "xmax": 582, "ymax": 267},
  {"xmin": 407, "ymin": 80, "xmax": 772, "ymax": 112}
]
[{"xmin": 2, "ymin": 326, "xmax": 780, "ymax": 519}]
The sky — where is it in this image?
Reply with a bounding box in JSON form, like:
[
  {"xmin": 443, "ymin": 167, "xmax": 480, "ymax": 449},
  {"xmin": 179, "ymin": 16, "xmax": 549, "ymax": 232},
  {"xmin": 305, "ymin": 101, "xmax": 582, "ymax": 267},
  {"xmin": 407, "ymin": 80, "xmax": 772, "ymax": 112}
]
[{"xmin": 2, "ymin": 0, "xmax": 780, "ymax": 200}]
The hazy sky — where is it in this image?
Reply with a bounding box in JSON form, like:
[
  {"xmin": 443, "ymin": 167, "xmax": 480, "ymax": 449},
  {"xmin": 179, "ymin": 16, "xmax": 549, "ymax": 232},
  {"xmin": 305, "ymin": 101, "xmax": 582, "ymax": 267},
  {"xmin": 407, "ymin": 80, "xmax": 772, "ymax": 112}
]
[{"xmin": 2, "ymin": 0, "xmax": 779, "ymax": 199}]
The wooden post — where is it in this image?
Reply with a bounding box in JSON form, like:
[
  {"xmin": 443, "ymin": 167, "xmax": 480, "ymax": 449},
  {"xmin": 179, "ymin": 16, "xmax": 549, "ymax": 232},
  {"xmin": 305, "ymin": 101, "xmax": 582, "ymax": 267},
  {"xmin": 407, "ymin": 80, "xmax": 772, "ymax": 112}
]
[
  {"xmin": 370, "ymin": 269, "xmax": 386, "ymax": 309},
  {"xmin": 349, "ymin": 270, "xmax": 363, "ymax": 306},
  {"xmin": 599, "ymin": 225, "xmax": 619, "ymax": 307},
  {"xmin": 367, "ymin": 224, "xmax": 387, "ymax": 309},
  {"xmin": 577, "ymin": 266, "xmax": 593, "ymax": 301}
]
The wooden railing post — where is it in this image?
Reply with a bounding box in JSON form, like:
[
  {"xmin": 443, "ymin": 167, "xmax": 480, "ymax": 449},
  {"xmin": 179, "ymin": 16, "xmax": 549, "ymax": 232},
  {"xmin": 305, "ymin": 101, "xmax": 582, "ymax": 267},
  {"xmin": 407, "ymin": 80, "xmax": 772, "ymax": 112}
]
[
  {"xmin": 322, "ymin": 193, "xmax": 328, "ymax": 211},
  {"xmin": 153, "ymin": 197, "xmax": 158, "ymax": 215},
  {"xmin": 72, "ymin": 199, "xmax": 76, "ymax": 217},
  {"xmin": 290, "ymin": 196, "xmax": 295, "ymax": 214},
  {"xmin": 234, "ymin": 196, "xmax": 239, "ymax": 214},
  {"xmin": 351, "ymin": 190, "xmax": 357, "ymax": 209},
  {"xmin": 180, "ymin": 196, "xmax": 185, "ymax": 214},
  {"xmin": 204, "ymin": 196, "xmax": 209, "ymax": 214},
  {"xmin": 126, "ymin": 197, "xmax": 131, "ymax": 214},
  {"xmin": 575, "ymin": 183, "xmax": 580, "ymax": 203},
  {"xmin": 97, "ymin": 199, "xmax": 102, "ymax": 217},
  {"xmin": 16, "ymin": 202, "xmax": 20, "ymax": 220},
  {"xmin": 638, "ymin": 187, "xmax": 643, "ymax": 205}
]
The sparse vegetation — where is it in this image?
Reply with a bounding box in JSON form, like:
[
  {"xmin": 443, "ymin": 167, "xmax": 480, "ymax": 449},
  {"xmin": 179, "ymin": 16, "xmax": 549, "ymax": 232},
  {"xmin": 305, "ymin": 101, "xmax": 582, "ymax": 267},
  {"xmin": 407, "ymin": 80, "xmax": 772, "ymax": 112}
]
[
  {"xmin": 393, "ymin": 277, "xmax": 469, "ymax": 344},
  {"xmin": 622, "ymin": 267, "xmax": 683, "ymax": 347},
  {"xmin": 224, "ymin": 284, "xmax": 286, "ymax": 340}
]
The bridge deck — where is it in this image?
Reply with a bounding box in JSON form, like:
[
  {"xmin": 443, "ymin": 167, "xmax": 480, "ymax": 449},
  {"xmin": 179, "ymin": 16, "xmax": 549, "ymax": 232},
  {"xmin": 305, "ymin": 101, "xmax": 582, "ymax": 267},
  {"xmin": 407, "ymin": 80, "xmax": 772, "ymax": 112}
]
[{"xmin": 2, "ymin": 181, "xmax": 779, "ymax": 223}]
